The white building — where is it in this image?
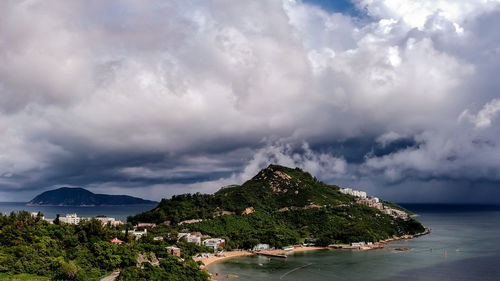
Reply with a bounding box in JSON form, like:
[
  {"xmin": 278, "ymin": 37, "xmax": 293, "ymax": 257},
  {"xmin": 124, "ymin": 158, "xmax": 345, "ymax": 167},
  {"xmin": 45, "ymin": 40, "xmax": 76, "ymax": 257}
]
[
  {"xmin": 253, "ymin": 243, "xmax": 270, "ymax": 251},
  {"xmin": 383, "ymin": 208, "xmax": 408, "ymax": 220},
  {"xmin": 178, "ymin": 233, "xmax": 202, "ymax": 245},
  {"xmin": 94, "ymin": 217, "xmax": 123, "ymax": 226},
  {"xmin": 31, "ymin": 212, "xmax": 45, "ymax": 220},
  {"xmin": 340, "ymin": 188, "xmax": 367, "ymax": 198},
  {"xmin": 59, "ymin": 213, "xmax": 82, "ymax": 224},
  {"xmin": 203, "ymin": 238, "xmax": 225, "ymax": 250},
  {"xmin": 123, "ymin": 228, "xmax": 147, "ymax": 239}
]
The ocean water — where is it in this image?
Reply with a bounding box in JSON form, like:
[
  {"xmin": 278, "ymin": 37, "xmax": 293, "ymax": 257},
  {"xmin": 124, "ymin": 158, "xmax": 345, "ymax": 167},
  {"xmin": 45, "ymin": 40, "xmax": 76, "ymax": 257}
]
[
  {"xmin": 208, "ymin": 204, "xmax": 500, "ymax": 281},
  {"xmin": 0, "ymin": 202, "xmax": 157, "ymax": 221}
]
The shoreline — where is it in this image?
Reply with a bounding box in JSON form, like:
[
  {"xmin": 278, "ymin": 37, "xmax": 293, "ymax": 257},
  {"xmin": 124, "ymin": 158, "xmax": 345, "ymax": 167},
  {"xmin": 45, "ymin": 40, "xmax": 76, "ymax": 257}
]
[
  {"xmin": 196, "ymin": 246, "xmax": 330, "ymax": 269},
  {"xmin": 202, "ymin": 228, "xmax": 431, "ymax": 273},
  {"xmin": 194, "ymin": 250, "xmax": 256, "ymax": 269}
]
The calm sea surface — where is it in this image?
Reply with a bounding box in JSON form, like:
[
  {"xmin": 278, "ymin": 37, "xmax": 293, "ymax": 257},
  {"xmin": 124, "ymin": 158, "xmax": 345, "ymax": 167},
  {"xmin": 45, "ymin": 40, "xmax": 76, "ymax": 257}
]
[
  {"xmin": 208, "ymin": 204, "xmax": 500, "ymax": 281},
  {"xmin": 0, "ymin": 202, "xmax": 157, "ymax": 221}
]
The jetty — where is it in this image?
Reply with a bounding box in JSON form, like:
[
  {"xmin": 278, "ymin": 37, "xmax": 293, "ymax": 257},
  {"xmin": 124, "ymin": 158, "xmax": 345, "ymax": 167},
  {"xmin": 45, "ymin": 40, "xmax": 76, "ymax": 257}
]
[{"xmin": 257, "ymin": 251, "xmax": 287, "ymax": 258}]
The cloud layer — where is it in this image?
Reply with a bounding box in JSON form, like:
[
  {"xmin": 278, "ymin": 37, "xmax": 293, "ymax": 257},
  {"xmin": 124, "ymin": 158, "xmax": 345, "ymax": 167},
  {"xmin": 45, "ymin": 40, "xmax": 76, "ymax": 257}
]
[{"xmin": 0, "ymin": 0, "xmax": 499, "ymax": 202}]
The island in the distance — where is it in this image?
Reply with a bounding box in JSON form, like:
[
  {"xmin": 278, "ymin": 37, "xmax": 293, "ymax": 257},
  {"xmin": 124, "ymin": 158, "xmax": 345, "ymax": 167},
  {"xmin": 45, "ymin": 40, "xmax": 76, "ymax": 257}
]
[{"xmin": 27, "ymin": 187, "xmax": 157, "ymax": 206}]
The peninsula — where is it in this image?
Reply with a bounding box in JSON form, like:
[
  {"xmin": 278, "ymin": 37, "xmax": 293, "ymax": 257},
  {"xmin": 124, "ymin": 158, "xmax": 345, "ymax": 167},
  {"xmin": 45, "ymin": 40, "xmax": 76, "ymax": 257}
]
[
  {"xmin": 27, "ymin": 187, "xmax": 157, "ymax": 206},
  {"xmin": 129, "ymin": 165, "xmax": 425, "ymax": 249}
]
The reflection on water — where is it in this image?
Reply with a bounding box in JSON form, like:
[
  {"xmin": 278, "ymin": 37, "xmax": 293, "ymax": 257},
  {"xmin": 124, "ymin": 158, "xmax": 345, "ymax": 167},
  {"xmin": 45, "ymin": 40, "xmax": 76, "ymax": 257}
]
[{"xmin": 208, "ymin": 204, "xmax": 500, "ymax": 281}]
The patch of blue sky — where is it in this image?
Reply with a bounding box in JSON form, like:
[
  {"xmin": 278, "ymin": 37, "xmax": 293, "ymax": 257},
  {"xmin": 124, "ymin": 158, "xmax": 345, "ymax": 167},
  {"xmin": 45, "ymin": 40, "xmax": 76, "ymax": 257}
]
[{"xmin": 302, "ymin": 0, "xmax": 365, "ymax": 18}]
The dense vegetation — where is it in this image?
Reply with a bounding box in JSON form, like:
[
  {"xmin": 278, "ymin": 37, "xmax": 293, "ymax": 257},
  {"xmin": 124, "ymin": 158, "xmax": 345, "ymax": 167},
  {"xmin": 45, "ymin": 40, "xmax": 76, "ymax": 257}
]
[
  {"xmin": 0, "ymin": 211, "xmax": 208, "ymax": 281},
  {"xmin": 129, "ymin": 165, "xmax": 352, "ymax": 224},
  {"xmin": 117, "ymin": 256, "xmax": 206, "ymax": 281},
  {"xmin": 28, "ymin": 187, "xmax": 157, "ymax": 206},
  {"xmin": 131, "ymin": 165, "xmax": 425, "ymax": 248}
]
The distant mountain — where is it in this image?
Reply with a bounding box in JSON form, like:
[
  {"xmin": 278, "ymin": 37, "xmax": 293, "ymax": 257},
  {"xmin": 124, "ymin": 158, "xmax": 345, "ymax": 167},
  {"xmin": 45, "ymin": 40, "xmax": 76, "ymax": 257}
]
[{"xmin": 27, "ymin": 187, "xmax": 157, "ymax": 206}]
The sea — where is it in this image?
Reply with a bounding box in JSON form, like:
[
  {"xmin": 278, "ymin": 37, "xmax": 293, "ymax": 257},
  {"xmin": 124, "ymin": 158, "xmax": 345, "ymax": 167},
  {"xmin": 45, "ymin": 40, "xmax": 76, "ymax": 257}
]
[
  {"xmin": 208, "ymin": 204, "xmax": 500, "ymax": 281},
  {"xmin": 0, "ymin": 202, "xmax": 157, "ymax": 221}
]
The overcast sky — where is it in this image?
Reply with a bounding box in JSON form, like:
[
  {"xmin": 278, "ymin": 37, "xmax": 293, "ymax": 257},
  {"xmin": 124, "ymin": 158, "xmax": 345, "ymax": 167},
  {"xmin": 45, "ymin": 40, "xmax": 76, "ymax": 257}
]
[{"xmin": 1, "ymin": 0, "xmax": 499, "ymax": 203}]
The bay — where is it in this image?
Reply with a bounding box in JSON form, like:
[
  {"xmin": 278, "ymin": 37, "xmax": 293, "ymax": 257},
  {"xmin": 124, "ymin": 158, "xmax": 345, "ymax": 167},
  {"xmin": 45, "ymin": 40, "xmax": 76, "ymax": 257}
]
[
  {"xmin": 0, "ymin": 202, "xmax": 156, "ymax": 221},
  {"xmin": 208, "ymin": 204, "xmax": 500, "ymax": 281}
]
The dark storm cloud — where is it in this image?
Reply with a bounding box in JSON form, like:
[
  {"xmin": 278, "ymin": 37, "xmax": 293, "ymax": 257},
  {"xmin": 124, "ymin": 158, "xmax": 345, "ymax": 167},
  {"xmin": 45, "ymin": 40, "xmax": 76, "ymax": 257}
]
[{"xmin": 0, "ymin": 0, "xmax": 499, "ymax": 202}]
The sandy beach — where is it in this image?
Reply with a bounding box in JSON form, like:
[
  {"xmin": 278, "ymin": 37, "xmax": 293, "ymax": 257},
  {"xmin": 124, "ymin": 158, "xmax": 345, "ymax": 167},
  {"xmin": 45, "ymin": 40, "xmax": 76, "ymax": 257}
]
[
  {"xmin": 195, "ymin": 250, "xmax": 256, "ymax": 268},
  {"xmin": 195, "ymin": 246, "xmax": 329, "ymax": 268},
  {"xmin": 287, "ymin": 246, "xmax": 329, "ymax": 253},
  {"xmin": 260, "ymin": 246, "xmax": 329, "ymax": 256}
]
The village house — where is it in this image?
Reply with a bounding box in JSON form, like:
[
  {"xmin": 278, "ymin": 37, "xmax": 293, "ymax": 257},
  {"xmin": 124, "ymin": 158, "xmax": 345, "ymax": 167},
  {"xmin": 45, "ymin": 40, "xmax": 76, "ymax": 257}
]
[
  {"xmin": 110, "ymin": 238, "xmax": 123, "ymax": 244},
  {"xmin": 123, "ymin": 228, "xmax": 147, "ymax": 239},
  {"xmin": 166, "ymin": 246, "xmax": 181, "ymax": 257},
  {"xmin": 94, "ymin": 217, "xmax": 123, "ymax": 226},
  {"xmin": 30, "ymin": 212, "xmax": 45, "ymax": 220},
  {"xmin": 356, "ymin": 197, "xmax": 383, "ymax": 210},
  {"xmin": 202, "ymin": 238, "xmax": 225, "ymax": 250},
  {"xmin": 303, "ymin": 238, "xmax": 317, "ymax": 246},
  {"xmin": 253, "ymin": 243, "xmax": 270, "ymax": 251},
  {"xmin": 384, "ymin": 207, "xmax": 409, "ymax": 220},
  {"xmin": 178, "ymin": 233, "xmax": 202, "ymax": 245},
  {"xmin": 339, "ymin": 188, "xmax": 367, "ymax": 198},
  {"xmin": 59, "ymin": 213, "xmax": 82, "ymax": 224}
]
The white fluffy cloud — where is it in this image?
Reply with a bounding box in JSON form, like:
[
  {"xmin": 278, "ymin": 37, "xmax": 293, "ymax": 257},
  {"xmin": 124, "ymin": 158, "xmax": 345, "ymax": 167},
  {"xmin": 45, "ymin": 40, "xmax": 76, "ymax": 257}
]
[
  {"xmin": 354, "ymin": 0, "xmax": 499, "ymax": 29},
  {"xmin": 459, "ymin": 98, "xmax": 500, "ymax": 128},
  {"xmin": 0, "ymin": 0, "xmax": 499, "ymax": 201}
]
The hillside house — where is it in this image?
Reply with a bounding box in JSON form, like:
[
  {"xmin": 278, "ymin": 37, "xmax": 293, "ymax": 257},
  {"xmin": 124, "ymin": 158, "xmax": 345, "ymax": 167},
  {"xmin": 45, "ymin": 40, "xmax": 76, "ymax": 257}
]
[
  {"xmin": 94, "ymin": 217, "xmax": 123, "ymax": 226},
  {"xmin": 166, "ymin": 246, "xmax": 181, "ymax": 257},
  {"xmin": 110, "ymin": 238, "xmax": 123, "ymax": 244},
  {"xmin": 339, "ymin": 188, "xmax": 367, "ymax": 198},
  {"xmin": 59, "ymin": 213, "xmax": 82, "ymax": 224},
  {"xmin": 123, "ymin": 228, "xmax": 147, "ymax": 239},
  {"xmin": 178, "ymin": 233, "xmax": 202, "ymax": 245},
  {"xmin": 203, "ymin": 238, "xmax": 225, "ymax": 250}
]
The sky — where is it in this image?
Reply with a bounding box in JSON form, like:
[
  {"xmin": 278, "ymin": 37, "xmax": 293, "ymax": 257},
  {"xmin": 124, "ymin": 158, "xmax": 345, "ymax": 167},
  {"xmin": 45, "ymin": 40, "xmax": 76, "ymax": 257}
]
[{"xmin": 0, "ymin": 0, "xmax": 500, "ymax": 203}]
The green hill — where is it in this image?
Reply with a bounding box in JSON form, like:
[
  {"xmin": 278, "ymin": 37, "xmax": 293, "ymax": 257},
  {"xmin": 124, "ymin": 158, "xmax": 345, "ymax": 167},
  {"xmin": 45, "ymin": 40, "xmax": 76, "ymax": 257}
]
[{"xmin": 129, "ymin": 165, "xmax": 425, "ymax": 248}]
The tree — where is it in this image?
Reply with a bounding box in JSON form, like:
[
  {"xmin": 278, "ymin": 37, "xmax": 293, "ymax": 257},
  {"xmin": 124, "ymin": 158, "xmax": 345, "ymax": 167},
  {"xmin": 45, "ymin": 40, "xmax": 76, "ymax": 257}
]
[{"xmin": 57, "ymin": 261, "xmax": 79, "ymax": 280}]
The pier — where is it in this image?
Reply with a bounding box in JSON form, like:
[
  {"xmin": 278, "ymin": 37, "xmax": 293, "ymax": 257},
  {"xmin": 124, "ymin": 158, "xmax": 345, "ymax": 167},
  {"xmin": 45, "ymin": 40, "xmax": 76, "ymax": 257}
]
[{"xmin": 257, "ymin": 252, "xmax": 287, "ymax": 258}]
